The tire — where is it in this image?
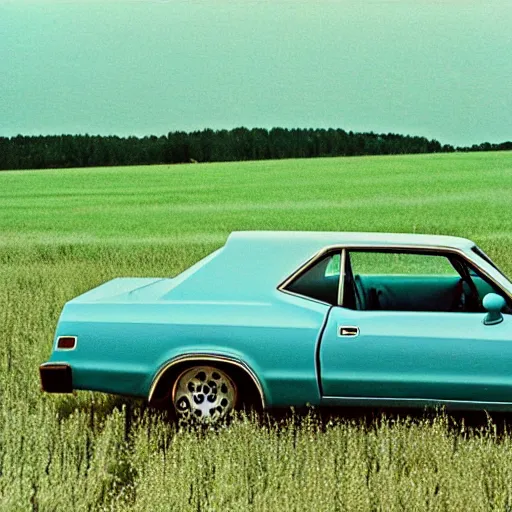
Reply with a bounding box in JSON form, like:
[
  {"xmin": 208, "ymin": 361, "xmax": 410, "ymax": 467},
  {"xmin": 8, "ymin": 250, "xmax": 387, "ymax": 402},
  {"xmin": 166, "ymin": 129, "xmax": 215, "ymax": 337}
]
[{"xmin": 172, "ymin": 365, "xmax": 238, "ymax": 422}]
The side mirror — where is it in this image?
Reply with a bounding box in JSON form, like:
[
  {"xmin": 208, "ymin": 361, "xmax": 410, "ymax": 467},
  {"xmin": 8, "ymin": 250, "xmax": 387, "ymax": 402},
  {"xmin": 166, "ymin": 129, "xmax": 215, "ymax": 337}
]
[{"xmin": 483, "ymin": 293, "xmax": 506, "ymax": 325}]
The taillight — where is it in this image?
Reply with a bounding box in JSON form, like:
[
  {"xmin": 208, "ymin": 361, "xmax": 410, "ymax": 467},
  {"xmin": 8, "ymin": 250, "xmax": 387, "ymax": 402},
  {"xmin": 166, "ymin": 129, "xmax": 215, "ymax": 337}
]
[{"xmin": 56, "ymin": 336, "xmax": 77, "ymax": 350}]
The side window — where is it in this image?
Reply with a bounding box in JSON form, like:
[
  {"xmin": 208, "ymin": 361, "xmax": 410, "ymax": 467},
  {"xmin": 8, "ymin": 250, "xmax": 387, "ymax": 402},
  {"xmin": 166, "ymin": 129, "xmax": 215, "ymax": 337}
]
[
  {"xmin": 350, "ymin": 252, "xmax": 458, "ymax": 276},
  {"xmin": 347, "ymin": 251, "xmax": 464, "ymax": 312},
  {"xmin": 286, "ymin": 252, "xmax": 340, "ymax": 305}
]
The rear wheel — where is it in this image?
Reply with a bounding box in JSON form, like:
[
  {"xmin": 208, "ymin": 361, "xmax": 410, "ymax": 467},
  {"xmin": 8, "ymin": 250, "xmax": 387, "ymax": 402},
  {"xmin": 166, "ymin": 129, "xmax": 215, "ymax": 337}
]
[{"xmin": 172, "ymin": 365, "xmax": 237, "ymax": 421}]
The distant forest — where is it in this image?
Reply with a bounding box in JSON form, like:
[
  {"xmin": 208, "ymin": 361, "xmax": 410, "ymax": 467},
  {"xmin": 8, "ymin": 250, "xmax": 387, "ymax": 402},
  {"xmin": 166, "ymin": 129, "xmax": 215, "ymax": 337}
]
[{"xmin": 1, "ymin": 127, "xmax": 511, "ymax": 170}]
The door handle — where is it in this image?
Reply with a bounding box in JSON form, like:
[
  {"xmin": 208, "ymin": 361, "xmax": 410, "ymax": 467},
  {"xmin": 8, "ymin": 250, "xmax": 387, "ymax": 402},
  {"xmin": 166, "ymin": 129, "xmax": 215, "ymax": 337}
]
[{"xmin": 338, "ymin": 326, "xmax": 360, "ymax": 337}]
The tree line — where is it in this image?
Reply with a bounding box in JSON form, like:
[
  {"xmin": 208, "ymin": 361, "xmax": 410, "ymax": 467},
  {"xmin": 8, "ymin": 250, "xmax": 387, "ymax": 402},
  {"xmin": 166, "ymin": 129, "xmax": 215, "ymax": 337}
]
[{"xmin": 0, "ymin": 127, "xmax": 510, "ymax": 170}]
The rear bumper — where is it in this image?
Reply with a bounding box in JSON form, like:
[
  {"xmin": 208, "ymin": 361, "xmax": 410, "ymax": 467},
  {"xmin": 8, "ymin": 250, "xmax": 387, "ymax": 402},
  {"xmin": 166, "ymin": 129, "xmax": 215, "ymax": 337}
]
[{"xmin": 40, "ymin": 363, "xmax": 73, "ymax": 393}]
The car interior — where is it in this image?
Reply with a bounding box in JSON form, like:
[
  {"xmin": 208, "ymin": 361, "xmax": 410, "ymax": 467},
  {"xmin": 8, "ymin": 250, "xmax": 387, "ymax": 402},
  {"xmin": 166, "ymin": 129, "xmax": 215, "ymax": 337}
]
[{"xmin": 285, "ymin": 250, "xmax": 509, "ymax": 313}]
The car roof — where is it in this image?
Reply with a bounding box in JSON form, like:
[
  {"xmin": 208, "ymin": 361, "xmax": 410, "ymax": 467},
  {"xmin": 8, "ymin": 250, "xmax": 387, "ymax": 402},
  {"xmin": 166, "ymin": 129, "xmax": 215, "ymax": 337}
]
[
  {"xmin": 162, "ymin": 231, "xmax": 475, "ymax": 302},
  {"xmin": 228, "ymin": 231, "xmax": 475, "ymax": 250}
]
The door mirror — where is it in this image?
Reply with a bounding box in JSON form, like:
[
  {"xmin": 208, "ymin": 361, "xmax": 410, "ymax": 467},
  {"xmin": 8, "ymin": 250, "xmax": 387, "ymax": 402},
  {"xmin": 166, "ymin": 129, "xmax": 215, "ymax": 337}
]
[{"xmin": 482, "ymin": 293, "xmax": 506, "ymax": 325}]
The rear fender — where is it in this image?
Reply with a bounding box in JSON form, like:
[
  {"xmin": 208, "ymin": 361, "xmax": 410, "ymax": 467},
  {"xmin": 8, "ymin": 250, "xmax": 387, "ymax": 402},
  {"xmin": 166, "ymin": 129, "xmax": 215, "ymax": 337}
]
[{"xmin": 148, "ymin": 351, "xmax": 267, "ymax": 408}]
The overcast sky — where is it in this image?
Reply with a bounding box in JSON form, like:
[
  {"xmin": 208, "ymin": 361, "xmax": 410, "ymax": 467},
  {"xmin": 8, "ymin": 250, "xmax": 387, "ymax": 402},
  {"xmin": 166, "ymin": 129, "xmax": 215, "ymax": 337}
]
[{"xmin": 1, "ymin": 0, "xmax": 511, "ymax": 146}]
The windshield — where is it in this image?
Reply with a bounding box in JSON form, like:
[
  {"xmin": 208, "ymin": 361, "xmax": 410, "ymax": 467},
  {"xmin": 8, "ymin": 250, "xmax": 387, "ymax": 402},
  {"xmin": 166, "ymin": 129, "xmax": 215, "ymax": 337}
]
[{"xmin": 472, "ymin": 246, "xmax": 511, "ymax": 282}]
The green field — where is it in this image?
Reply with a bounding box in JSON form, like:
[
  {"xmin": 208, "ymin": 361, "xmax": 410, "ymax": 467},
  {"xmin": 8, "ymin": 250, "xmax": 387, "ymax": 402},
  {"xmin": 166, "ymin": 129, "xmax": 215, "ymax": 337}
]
[{"xmin": 1, "ymin": 152, "xmax": 512, "ymax": 510}]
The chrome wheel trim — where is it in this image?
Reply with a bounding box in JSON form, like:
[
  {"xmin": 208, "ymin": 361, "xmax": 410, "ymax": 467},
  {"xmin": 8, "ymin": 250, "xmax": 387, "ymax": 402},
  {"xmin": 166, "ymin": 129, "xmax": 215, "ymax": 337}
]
[{"xmin": 173, "ymin": 366, "xmax": 237, "ymax": 421}]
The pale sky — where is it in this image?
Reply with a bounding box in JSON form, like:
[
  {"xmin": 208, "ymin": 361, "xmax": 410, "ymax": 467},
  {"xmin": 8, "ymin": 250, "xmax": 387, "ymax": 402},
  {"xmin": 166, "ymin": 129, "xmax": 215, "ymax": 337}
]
[{"xmin": 1, "ymin": 0, "xmax": 511, "ymax": 146}]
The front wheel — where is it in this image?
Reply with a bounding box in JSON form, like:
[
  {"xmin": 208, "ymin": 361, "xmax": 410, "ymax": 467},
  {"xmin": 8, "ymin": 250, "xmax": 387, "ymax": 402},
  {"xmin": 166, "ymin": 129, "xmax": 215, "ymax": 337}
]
[{"xmin": 172, "ymin": 365, "xmax": 238, "ymax": 421}]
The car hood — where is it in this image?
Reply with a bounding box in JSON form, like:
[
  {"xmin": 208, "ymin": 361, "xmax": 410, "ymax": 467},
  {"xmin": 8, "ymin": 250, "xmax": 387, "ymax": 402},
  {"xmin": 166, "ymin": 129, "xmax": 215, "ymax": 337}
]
[{"xmin": 69, "ymin": 277, "xmax": 174, "ymax": 304}]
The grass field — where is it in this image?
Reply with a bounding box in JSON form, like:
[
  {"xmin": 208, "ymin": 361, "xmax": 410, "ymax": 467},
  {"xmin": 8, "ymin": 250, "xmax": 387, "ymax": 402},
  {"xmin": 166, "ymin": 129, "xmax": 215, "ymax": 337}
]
[{"xmin": 1, "ymin": 151, "xmax": 512, "ymax": 510}]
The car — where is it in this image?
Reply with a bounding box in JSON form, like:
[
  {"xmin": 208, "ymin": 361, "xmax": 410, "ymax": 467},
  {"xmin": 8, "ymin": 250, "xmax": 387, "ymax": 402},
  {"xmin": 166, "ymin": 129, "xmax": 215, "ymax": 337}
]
[{"xmin": 40, "ymin": 231, "xmax": 512, "ymax": 421}]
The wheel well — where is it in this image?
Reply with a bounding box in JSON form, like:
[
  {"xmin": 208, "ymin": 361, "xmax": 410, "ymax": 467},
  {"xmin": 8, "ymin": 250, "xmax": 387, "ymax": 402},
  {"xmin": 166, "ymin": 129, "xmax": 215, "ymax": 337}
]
[{"xmin": 148, "ymin": 357, "xmax": 265, "ymax": 411}]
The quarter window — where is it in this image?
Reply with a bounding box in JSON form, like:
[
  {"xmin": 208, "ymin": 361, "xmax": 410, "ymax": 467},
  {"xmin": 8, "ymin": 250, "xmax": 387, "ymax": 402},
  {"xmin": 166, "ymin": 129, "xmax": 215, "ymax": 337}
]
[{"xmin": 286, "ymin": 252, "xmax": 341, "ymax": 305}]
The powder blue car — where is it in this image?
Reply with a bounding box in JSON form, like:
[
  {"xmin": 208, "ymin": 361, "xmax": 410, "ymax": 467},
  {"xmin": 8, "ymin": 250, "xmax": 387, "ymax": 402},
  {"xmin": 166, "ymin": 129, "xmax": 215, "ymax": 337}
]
[{"xmin": 40, "ymin": 231, "xmax": 512, "ymax": 421}]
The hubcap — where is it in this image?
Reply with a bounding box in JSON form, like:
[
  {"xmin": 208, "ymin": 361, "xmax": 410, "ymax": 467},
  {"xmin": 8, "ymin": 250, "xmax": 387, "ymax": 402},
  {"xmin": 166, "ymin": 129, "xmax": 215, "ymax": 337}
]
[{"xmin": 173, "ymin": 366, "xmax": 237, "ymax": 421}]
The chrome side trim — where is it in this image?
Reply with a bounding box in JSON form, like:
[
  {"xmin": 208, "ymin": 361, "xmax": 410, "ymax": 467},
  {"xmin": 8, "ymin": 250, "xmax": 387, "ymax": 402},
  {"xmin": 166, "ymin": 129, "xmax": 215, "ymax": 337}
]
[
  {"xmin": 277, "ymin": 243, "xmax": 512, "ymax": 304},
  {"xmin": 322, "ymin": 395, "xmax": 512, "ymax": 408},
  {"xmin": 278, "ymin": 288, "xmax": 331, "ymax": 307},
  {"xmin": 148, "ymin": 353, "xmax": 266, "ymax": 408}
]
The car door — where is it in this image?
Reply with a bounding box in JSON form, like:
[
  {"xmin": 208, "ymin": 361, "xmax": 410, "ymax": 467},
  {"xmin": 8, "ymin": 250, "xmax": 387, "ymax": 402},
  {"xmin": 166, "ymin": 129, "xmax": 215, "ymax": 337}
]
[
  {"xmin": 319, "ymin": 249, "xmax": 512, "ymax": 405},
  {"xmin": 320, "ymin": 307, "xmax": 512, "ymax": 403}
]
